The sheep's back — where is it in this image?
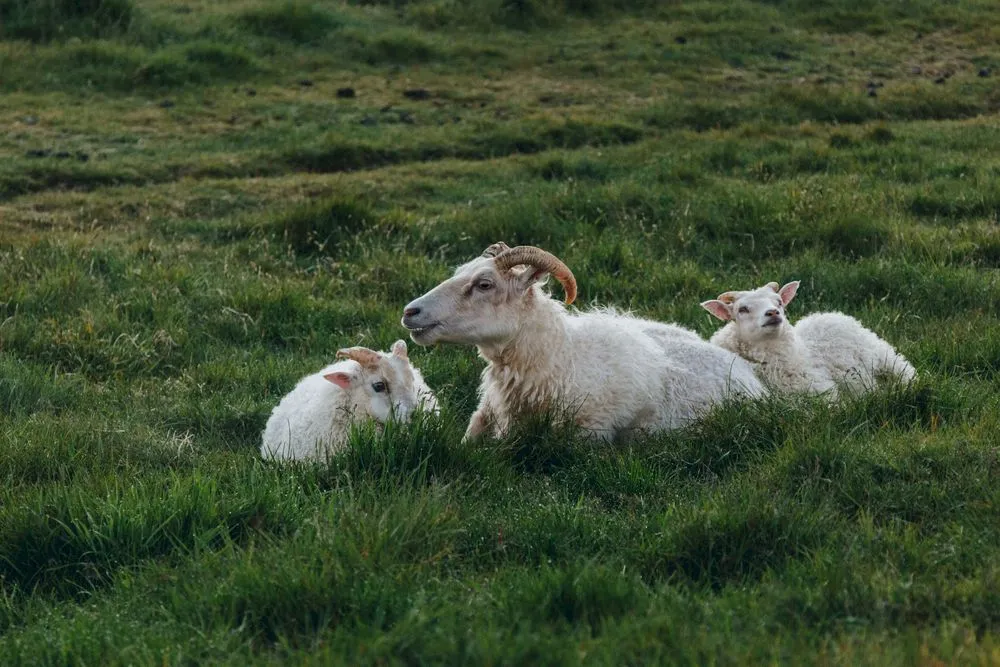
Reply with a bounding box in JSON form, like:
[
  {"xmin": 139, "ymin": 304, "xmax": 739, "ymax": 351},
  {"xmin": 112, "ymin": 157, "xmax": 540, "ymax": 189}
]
[
  {"xmin": 261, "ymin": 374, "xmax": 349, "ymax": 460},
  {"xmin": 795, "ymin": 311, "xmax": 909, "ymax": 391}
]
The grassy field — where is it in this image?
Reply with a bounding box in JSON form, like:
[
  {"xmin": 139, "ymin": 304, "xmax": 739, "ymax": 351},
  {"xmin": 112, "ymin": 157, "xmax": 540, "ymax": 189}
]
[{"xmin": 2, "ymin": 0, "xmax": 1000, "ymax": 663}]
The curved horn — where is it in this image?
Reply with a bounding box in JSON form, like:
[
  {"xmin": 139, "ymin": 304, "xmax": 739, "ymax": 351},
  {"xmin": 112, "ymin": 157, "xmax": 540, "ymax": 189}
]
[
  {"xmin": 482, "ymin": 242, "xmax": 511, "ymax": 258},
  {"xmin": 336, "ymin": 347, "xmax": 381, "ymax": 369},
  {"xmin": 717, "ymin": 291, "xmax": 740, "ymax": 304},
  {"xmin": 494, "ymin": 246, "xmax": 577, "ymax": 305},
  {"xmin": 765, "ymin": 282, "xmax": 780, "ymax": 292}
]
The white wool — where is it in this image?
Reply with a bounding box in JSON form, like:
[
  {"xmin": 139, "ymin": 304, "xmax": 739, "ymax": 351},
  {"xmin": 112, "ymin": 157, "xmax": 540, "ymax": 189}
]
[
  {"xmin": 795, "ymin": 311, "xmax": 917, "ymax": 395},
  {"xmin": 260, "ymin": 342, "xmax": 437, "ymax": 462},
  {"xmin": 703, "ymin": 281, "xmax": 915, "ymax": 399},
  {"xmin": 401, "ymin": 248, "xmax": 765, "ymax": 442}
]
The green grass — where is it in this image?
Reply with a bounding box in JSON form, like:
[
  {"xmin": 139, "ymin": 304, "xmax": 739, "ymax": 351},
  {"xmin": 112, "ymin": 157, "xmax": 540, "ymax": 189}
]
[{"xmin": 2, "ymin": 0, "xmax": 1000, "ymax": 663}]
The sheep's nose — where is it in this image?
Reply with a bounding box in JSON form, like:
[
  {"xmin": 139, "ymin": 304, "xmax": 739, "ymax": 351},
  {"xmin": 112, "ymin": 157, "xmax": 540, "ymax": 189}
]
[
  {"xmin": 404, "ymin": 306, "xmax": 421, "ymax": 318},
  {"xmin": 765, "ymin": 309, "xmax": 779, "ymax": 317}
]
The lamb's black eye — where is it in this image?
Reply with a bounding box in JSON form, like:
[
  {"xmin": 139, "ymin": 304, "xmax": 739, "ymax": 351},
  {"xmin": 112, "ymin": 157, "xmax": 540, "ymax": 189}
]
[
  {"xmin": 476, "ymin": 280, "xmax": 493, "ymax": 291},
  {"xmin": 372, "ymin": 381, "xmax": 387, "ymax": 393},
  {"xmin": 738, "ymin": 306, "xmax": 749, "ymax": 314}
]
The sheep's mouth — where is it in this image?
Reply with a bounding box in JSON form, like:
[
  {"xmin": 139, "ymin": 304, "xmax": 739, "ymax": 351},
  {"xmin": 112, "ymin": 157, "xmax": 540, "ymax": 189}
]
[
  {"xmin": 762, "ymin": 317, "xmax": 783, "ymax": 327},
  {"xmin": 404, "ymin": 322, "xmax": 440, "ymax": 342}
]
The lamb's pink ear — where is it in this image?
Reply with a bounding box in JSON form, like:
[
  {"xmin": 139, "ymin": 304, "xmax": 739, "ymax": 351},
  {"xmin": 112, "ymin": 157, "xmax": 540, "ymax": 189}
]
[
  {"xmin": 700, "ymin": 300, "xmax": 732, "ymax": 321},
  {"xmin": 391, "ymin": 339, "xmax": 408, "ymax": 360},
  {"xmin": 323, "ymin": 372, "xmax": 353, "ymax": 389},
  {"xmin": 778, "ymin": 281, "xmax": 800, "ymax": 306}
]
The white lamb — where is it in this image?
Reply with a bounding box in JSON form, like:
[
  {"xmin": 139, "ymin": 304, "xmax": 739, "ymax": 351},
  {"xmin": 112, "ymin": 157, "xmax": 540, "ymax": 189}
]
[
  {"xmin": 260, "ymin": 340, "xmax": 438, "ymax": 462},
  {"xmin": 701, "ymin": 280, "xmax": 916, "ymax": 399},
  {"xmin": 400, "ymin": 243, "xmax": 766, "ymax": 442}
]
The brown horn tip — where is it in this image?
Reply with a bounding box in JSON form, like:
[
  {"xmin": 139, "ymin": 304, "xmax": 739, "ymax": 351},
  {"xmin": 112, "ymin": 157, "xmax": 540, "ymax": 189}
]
[
  {"xmin": 336, "ymin": 347, "xmax": 381, "ymax": 369},
  {"xmin": 494, "ymin": 245, "xmax": 577, "ymax": 305},
  {"xmin": 482, "ymin": 242, "xmax": 511, "ymax": 258}
]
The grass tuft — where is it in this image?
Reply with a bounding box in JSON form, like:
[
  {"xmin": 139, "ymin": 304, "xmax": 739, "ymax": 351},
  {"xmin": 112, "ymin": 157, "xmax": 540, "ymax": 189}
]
[
  {"xmin": 268, "ymin": 196, "xmax": 377, "ymax": 254},
  {"xmin": 237, "ymin": 2, "xmax": 342, "ymax": 42},
  {"xmin": 0, "ymin": 0, "xmax": 136, "ymax": 42}
]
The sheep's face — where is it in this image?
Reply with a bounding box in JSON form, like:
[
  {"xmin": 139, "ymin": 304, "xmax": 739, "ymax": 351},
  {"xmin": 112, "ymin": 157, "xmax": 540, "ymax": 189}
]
[
  {"xmin": 326, "ymin": 341, "xmax": 424, "ymax": 422},
  {"xmin": 401, "ymin": 256, "xmax": 534, "ymax": 347},
  {"xmin": 701, "ymin": 281, "xmax": 800, "ymax": 341}
]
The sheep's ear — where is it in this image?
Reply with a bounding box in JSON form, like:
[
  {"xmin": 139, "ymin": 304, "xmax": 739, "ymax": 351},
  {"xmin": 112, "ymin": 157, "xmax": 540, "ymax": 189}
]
[
  {"xmin": 701, "ymin": 300, "xmax": 732, "ymax": 321},
  {"xmin": 515, "ymin": 266, "xmax": 549, "ymax": 293},
  {"xmin": 391, "ymin": 339, "xmax": 408, "ymax": 360},
  {"xmin": 324, "ymin": 372, "xmax": 354, "ymax": 389},
  {"xmin": 778, "ymin": 281, "xmax": 800, "ymax": 306}
]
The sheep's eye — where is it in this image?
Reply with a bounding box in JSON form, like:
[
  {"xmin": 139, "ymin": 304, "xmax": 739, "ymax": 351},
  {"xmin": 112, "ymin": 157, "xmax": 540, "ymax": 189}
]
[
  {"xmin": 738, "ymin": 306, "xmax": 750, "ymax": 314},
  {"xmin": 372, "ymin": 381, "xmax": 387, "ymax": 393},
  {"xmin": 476, "ymin": 280, "xmax": 493, "ymax": 291}
]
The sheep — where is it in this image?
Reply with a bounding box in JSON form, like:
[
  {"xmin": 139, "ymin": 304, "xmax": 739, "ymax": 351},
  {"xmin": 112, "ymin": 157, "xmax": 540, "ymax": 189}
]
[
  {"xmin": 260, "ymin": 340, "xmax": 438, "ymax": 461},
  {"xmin": 701, "ymin": 280, "xmax": 916, "ymax": 399},
  {"xmin": 701, "ymin": 282, "xmax": 837, "ymax": 398},
  {"xmin": 400, "ymin": 242, "xmax": 766, "ymax": 442}
]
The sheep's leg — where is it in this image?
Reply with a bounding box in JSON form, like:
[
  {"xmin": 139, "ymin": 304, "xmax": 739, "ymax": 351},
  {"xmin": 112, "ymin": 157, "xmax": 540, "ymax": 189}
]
[{"xmin": 463, "ymin": 405, "xmax": 495, "ymax": 442}]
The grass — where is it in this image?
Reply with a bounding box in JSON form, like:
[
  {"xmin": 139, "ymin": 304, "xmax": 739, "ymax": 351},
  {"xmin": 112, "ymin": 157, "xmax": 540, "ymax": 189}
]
[{"xmin": 1, "ymin": 0, "xmax": 1000, "ymax": 663}]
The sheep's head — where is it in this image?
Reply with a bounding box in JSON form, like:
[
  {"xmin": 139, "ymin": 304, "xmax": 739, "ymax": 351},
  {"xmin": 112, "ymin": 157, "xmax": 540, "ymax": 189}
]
[
  {"xmin": 701, "ymin": 281, "xmax": 800, "ymax": 341},
  {"xmin": 400, "ymin": 244, "xmax": 577, "ymax": 347},
  {"xmin": 326, "ymin": 340, "xmax": 423, "ymax": 421}
]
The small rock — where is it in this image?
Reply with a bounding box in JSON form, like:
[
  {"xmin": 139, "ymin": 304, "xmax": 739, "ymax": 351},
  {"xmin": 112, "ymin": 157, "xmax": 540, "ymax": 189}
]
[
  {"xmin": 54, "ymin": 151, "xmax": 72, "ymax": 159},
  {"xmin": 979, "ymin": 67, "xmax": 991, "ymax": 77},
  {"xmin": 159, "ymin": 99, "xmax": 175, "ymax": 108},
  {"xmin": 934, "ymin": 76, "xmax": 946, "ymax": 84},
  {"xmin": 360, "ymin": 115, "xmax": 377, "ymax": 126},
  {"xmin": 298, "ymin": 79, "xmax": 314, "ymax": 87},
  {"xmin": 245, "ymin": 88, "xmax": 257, "ymax": 96},
  {"xmin": 25, "ymin": 149, "xmax": 50, "ymax": 158},
  {"xmin": 336, "ymin": 87, "xmax": 356, "ymax": 98},
  {"xmin": 403, "ymin": 88, "xmax": 430, "ymax": 100},
  {"xmin": 21, "ymin": 115, "xmax": 38, "ymax": 125},
  {"xmin": 674, "ymin": 35, "xmax": 687, "ymax": 44}
]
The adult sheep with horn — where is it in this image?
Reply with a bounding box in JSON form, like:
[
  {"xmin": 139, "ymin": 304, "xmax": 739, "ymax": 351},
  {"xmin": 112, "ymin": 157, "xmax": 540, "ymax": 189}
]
[{"xmin": 401, "ymin": 243, "xmax": 766, "ymax": 442}]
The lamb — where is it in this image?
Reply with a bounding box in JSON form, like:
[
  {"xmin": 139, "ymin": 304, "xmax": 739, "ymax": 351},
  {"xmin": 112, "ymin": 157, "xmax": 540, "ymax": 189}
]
[
  {"xmin": 701, "ymin": 280, "xmax": 916, "ymax": 399},
  {"xmin": 400, "ymin": 243, "xmax": 766, "ymax": 442},
  {"xmin": 260, "ymin": 340, "xmax": 438, "ymax": 462}
]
